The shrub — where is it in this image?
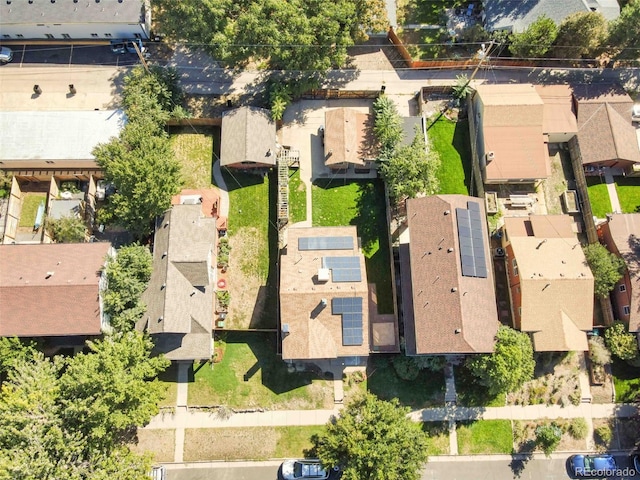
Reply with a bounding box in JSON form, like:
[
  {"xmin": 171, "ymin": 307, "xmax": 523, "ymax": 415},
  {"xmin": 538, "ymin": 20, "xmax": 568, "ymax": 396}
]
[
  {"xmin": 588, "ymin": 336, "xmax": 611, "ymax": 366},
  {"xmin": 392, "ymin": 355, "xmax": 420, "ymax": 381},
  {"xmin": 216, "ymin": 290, "xmax": 231, "ymax": 309},
  {"xmin": 47, "ymin": 215, "xmax": 86, "ymax": 243},
  {"xmin": 594, "ymin": 425, "xmax": 612, "ymax": 447},
  {"xmin": 605, "ymin": 322, "xmax": 639, "ymax": 361},
  {"xmin": 535, "ymin": 422, "xmax": 562, "ymax": 456},
  {"xmin": 568, "ymin": 418, "xmax": 588, "ymax": 440}
]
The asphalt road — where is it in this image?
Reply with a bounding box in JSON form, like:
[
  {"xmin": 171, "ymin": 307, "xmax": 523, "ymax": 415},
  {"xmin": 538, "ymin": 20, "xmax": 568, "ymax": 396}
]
[{"xmin": 166, "ymin": 456, "xmax": 640, "ymax": 480}]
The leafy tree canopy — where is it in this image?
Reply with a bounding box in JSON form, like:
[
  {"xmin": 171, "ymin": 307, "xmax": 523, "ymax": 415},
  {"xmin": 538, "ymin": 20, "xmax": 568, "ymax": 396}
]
[
  {"xmin": 605, "ymin": 321, "xmax": 639, "ymax": 361},
  {"xmin": 466, "ymin": 326, "xmax": 535, "ymax": 396},
  {"xmin": 373, "ymin": 94, "xmax": 403, "ymax": 157},
  {"xmin": 311, "ymin": 393, "xmax": 428, "ymax": 480},
  {"xmin": 0, "ymin": 337, "xmax": 38, "ymax": 377},
  {"xmin": 607, "ymin": 0, "xmax": 640, "ymax": 59},
  {"xmin": 103, "ymin": 244, "xmax": 153, "ymax": 332},
  {"xmin": 509, "ymin": 15, "xmax": 558, "ymax": 58},
  {"xmin": 46, "ymin": 215, "xmax": 86, "ymax": 243},
  {"xmin": 553, "ymin": 11, "xmax": 607, "ymax": 60},
  {"xmin": 378, "ymin": 131, "xmax": 441, "ymax": 202},
  {"xmin": 154, "ymin": 0, "xmax": 388, "ymax": 71},
  {"xmin": 583, "ymin": 243, "xmax": 626, "ymax": 298}
]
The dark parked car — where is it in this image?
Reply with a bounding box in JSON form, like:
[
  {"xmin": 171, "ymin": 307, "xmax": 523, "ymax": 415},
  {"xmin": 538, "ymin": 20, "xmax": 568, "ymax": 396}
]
[
  {"xmin": 569, "ymin": 454, "xmax": 617, "ymax": 477},
  {"xmin": 110, "ymin": 39, "xmax": 145, "ymax": 55}
]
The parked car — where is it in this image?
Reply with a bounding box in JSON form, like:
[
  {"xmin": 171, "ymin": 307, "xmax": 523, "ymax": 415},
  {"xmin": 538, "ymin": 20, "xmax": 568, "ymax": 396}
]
[
  {"xmin": 632, "ymin": 103, "xmax": 640, "ymax": 123},
  {"xmin": 110, "ymin": 39, "xmax": 146, "ymax": 55},
  {"xmin": 0, "ymin": 46, "xmax": 13, "ymax": 64},
  {"xmin": 632, "ymin": 453, "xmax": 640, "ymax": 472},
  {"xmin": 281, "ymin": 459, "xmax": 338, "ymax": 480},
  {"xmin": 569, "ymin": 454, "xmax": 617, "ymax": 477}
]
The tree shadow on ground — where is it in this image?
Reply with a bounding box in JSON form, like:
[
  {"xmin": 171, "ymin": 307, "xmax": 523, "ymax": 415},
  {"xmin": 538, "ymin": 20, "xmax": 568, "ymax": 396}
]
[{"xmin": 509, "ymin": 442, "xmax": 535, "ymax": 478}]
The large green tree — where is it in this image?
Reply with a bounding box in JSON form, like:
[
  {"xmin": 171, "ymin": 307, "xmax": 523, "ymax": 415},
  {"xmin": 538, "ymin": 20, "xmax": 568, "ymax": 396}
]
[
  {"xmin": 311, "ymin": 393, "xmax": 428, "ymax": 480},
  {"xmin": 509, "ymin": 15, "xmax": 558, "ymax": 58},
  {"xmin": 103, "ymin": 244, "xmax": 153, "ymax": 332},
  {"xmin": 154, "ymin": 0, "xmax": 387, "ymax": 71},
  {"xmin": 466, "ymin": 326, "xmax": 535, "ymax": 396},
  {"xmin": 553, "ymin": 11, "xmax": 607, "ymax": 60},
  {"xmin": 57, "ymin": 332, "xmax": 170, "ymax": 451},
  {"xmin": 605, "ymin": 321, "xmax": 639, "ymax": 361},
  {"xmin": 607, "ymin": 0, "xmax": 640, "ymax": 59},
  {"xmin": 583, "ymin": 243, "xmax": 626, "ymax": 298},
  {"xmin": 378, "ymin": 132, "xmax": 440, "ymax": 202},
  {"xmin": 373, "ymin": 95, "xmax": 403, "ymax": 158}
]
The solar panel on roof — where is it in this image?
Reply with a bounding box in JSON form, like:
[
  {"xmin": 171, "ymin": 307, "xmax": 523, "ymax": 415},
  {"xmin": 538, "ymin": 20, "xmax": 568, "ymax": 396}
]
[
  {"xmin": 298, "ymin": 236, "xmax": 354, "ymax": 251},
  {"xmin": 322, "ymin": 256, "xmax": 362, "ymax": 282},
  {"xmin": 455, "ymin": 202, "xmax": 488, "ymax": 278},
  {"xmin": 332, "ymin": 297, "xmax": 364, "ymax": 346}
]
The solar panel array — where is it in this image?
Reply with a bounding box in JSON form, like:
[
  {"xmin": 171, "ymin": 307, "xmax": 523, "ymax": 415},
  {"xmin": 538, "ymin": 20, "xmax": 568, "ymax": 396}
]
[
  {"xmin": 322, "ymin": 256, "xmax": 362, "ymax": 282},
  {"xmin": 332, "ymin": 297, "xmax": 363, "ymax": 346},
  {"xmin": 455, "ymin": 201, "xmax": 488, "ymax": 278},
  {"xmin": 298, "ymin": 236, "xmax": 354, "ymax": 251}
]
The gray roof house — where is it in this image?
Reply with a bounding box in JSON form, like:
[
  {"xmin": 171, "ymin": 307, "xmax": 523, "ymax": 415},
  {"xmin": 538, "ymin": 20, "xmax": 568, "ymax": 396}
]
[
  {"xmin": 483, "ymin": 0, "xmax": 619, "ymax": 33},
  {"xmin": 220, "ymin": 107, "xmax": 277, "ymax": 168},
  {"xmin": 138, "ymin": 204, "xmax": 216, "ymax": 361},
  {"xmin": 0, "ymin": 0, "xmax": 150, "ymax": 40}
]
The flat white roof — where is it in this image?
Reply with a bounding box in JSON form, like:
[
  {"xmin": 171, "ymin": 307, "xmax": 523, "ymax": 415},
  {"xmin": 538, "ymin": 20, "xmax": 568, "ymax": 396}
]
[{"xmin": 0, "ymin": 110, "xmax": 126, "ymax": 161}]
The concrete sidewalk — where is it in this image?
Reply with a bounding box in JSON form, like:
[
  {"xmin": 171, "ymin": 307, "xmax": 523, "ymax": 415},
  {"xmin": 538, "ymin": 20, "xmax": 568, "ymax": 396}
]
[{"xmin": 146, "ymin": 402, "xmax": 638, "ymax": 431}]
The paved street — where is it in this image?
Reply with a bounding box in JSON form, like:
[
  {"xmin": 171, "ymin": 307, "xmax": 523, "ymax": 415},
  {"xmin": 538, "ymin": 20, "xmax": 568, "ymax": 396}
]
[{"xmin": 164, "ymin": 455, "xmax": 640, "ymax": 480}]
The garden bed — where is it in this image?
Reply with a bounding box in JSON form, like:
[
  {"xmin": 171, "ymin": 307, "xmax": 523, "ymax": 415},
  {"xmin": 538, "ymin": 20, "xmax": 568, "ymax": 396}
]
[{"xmin": 513, "ymin": 419, "xmax": 588, "ymax": 453}]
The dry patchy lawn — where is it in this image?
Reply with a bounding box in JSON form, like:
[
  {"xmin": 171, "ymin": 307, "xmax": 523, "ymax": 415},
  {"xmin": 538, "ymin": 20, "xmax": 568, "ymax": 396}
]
[
  {"xmin": 130, "ymin": 429, "xmax": 175, "ymax": 463},
  {"xmin": 170, "ymin": 131, "xmax": 214, "ymax": 189}
]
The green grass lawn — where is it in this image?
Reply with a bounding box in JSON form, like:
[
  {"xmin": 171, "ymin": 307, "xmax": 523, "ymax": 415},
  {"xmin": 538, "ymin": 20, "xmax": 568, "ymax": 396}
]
[
  {"xmin": 397, "ymin": 0, "xmax": 460, "ymax": 25},
  {"xmin": 157, "ymin": 362, "xmax": 178, "ymax": 408},
  {"xmin": 184, "ymin": 425, "xmax": 325, "ymax": 461},
  {"xmin": 429, "ymin": 118, "xmax": 472, "ymax": 195},
  {"xmin": 311, "ymin": 179, "xmax": 393, "ymax": 313},
  {"xmin": 19, "ymin": 193, "xmax": 46, "ymax": 228},
  {"xmin": 422, "ymin": 421, "xmax": 450, "ymax": 456},
  {"xmin": 367, "ymin": 356, "xmax": 445, "ymax": 408},
  {"xmin": 615, "ymin": 176, "xmax": 640, "ymax": 213},
  {"xmin": 169, "ymin": 129, "xmax": 214, "ymax": 189},
  {"xmin": 457, "ymin": 420, "xmax": 513, "ymax": 454},
  {"xmin": 611, "ymin": 358, "xmax": 640, "ymax": 403},
  {"xmin": 586, "ymin": 177, "xmax": 612, "ymax": 218},
  {"xmin": 289, "ymin": 169, "xmax": 307, "ymax": 224},
  {"xmin": 188, "ymin": 332, "xmax": 333, "ymax": 409}
]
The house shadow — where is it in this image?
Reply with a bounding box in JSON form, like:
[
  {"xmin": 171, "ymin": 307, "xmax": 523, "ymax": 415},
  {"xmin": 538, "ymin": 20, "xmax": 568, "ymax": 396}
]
[
  {"xmin": 452, "ymin": 120, "xmax": 474, "ymax": 193},
  {"xmin": 227, "ymin": 331, "xmax": 324, "ymax": 395}
]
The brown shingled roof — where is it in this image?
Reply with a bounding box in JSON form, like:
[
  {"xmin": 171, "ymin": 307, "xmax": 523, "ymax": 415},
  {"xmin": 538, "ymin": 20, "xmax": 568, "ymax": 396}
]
[
  {"xmin": 0, "ymin": 242, "xmax": 112, "ymax": 337},
  {"xmin": 504, "ymin": 215, "xmax": 593, "ymax": 351},
  {"xmin": 401, "ymin": 195, "xmax": 498, "ymax": 355},
  {"xmin": 280, "ymin": 226, "xmax": 370, "ymax": 360},
  {"xmin": 220, "ymin": 107, "xmax": 277, "ymax": 167},
  {"xmin": 605, "ymin": 214, "xmax": 640, "ymax": 331},
  {"xmin": 324, "ymin": 108, "xmax": 376, "ymax": 167}
]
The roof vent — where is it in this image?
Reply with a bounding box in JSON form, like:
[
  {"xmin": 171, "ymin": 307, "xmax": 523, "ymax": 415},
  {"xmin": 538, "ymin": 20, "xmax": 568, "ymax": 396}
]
[
  {"xmin": 321, "ymin": 298, "xmax": 327, "ymax": 307},
  {"xmin": 451, "ymin": 287, "xmax": 458, "ymax": 293},
  {"xmin": 282, "ymin": 323, "xmax": 290, "ymax": 335},
  {"xmin": 45, "ymin": 271, "xmax": 54, "ymax": 279},
  {"xmin": 162, "ymin": 251, "xmax": 168, "ymax": 258},
  {"xmin": 455, "ymin": 328, "xmax": 461, "ymax": 334},
  {"xmin": 158, "ymin": 316, "xmax": 163, "ymax": 322},
  {"xmin": 444, "ymin": 210, "xmax": 450, "ymax": 215},
  {"xmin": 447, "ymin": 247, "xmax": 454, "ymax": 253},
  {"xmin": 317, "ymin": 268, "xmax": 330, "ymax": 282},
  {"xmin": 486, "ymin": 151, "xmax": 495, "ymax": 162},
  {"xmin": 161, "ymin": 283, "xmax": 166, "ymax": 290}
]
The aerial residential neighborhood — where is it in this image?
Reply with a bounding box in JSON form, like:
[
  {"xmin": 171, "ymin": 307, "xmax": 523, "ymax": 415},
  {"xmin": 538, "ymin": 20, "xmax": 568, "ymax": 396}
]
[{"xmin": 2, "ymin": 0, "xmax": 640, "ymax": 479}]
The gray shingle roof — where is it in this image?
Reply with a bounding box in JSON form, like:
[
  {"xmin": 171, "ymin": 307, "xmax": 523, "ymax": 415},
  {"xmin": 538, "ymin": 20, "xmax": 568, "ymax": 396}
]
[
  {"xmin": 139, "ymin": 204, "xmax": 216, "ymax": 361},
  {"xmin": 220, "ymin": 107, "xmax": 277, "ymax": 167},
  {"xmin": 1, "ymin": 0, "xmax": 144, "ymax": 25}
]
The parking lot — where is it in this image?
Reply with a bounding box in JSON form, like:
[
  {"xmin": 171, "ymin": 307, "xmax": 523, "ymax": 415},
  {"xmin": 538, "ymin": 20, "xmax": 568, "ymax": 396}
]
[{"xmin": 0, "ymin": 44, "xmax": 144, "ymax": 68}]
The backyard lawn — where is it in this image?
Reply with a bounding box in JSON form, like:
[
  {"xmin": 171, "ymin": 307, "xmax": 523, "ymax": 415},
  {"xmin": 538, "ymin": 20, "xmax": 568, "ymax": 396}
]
[
  {"xmin": 457, "ymin": 420, "xmax": 513, "ymax": 454},
  {"xmin": 311, "ymin": 179, "xmax": 393, "ymax": 313},
  {"xmin": 19, "ymin": 193, "xmax": 46, "ymax": 228},
  {"xmin": 289, "ymin": 169, "xmax": 307, "ymax": 224},
  {"xmin": 169, "ymin": 129, "xmax": 214, "ymax": 189},
  {"xmin": 615, "ymin": 176, "xmax": 640, "ymax": 213},
  {"xmin": 217, "ymin": 169, "xmax": 276, "ymax": 329},
  {"xmin": 183, "ymin": 425, "xmax": 325, "ymax": 461},
  {"xmin": 611, "ymin": 358, "xmax": 640, "ymax": 403},
  {"xmin": 429, "ymin": 118, "xmax": 472, "ymax": 195},
  {"xmin": 188, "ymin": 332, "xmax": 333, "ymax": 409},
  {"xmin": 367, "ymin": 356, "xmax": 445, "ymax": 408},
  {"xmin": 397, "ymin": 0, "xmax": 460, "ymax": 25},
  {"xmin": 586, "ymin": 177, "xmax": 612, "ymax": 218}
]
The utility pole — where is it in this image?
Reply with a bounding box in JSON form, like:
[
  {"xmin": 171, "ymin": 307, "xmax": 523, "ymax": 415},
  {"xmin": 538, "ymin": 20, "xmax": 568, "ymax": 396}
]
[
  {"xmin": 468, "ymin": 40, "xmax": 495, "ymax": 87},
  {"xmin": 131, "ymin": 40, "xmax": 150, "ymax": 74}
]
